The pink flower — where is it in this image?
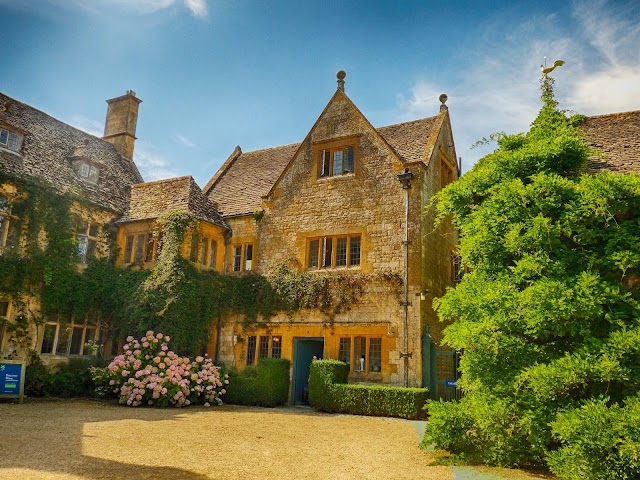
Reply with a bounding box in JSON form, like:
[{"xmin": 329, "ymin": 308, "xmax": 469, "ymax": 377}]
[
  {"xmin": 156, "ymin": 333, "xmax": 163, "ymax": 339},
  {"xmin": 164, "ymin": 336, "xmax": 170, "ymax": 342},
  {"xmin": 195, "ymin": 356, "xmax": 204, "ymax": 363},
  {"xmin": 161, "ymin": 345, "xmax": 168, "ymax": 351},
  {"xmin": 146, "ymin": 330, "xmax": 154, "ymax": 337},
  {"xmin": 126, "ymin": 336, "xmax": 134, "ymax": 342},
  {"xmin": 204, "ymin": 402, "xmax": 210, "ymax": 407},
  {"xmin": 143, "ymin": 342, "xmax": 150, "ymax": 348}
]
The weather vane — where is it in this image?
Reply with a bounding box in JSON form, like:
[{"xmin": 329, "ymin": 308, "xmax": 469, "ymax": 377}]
[{"xmin": 541, "ymin": 56, "xmax": 565, "ymax": 76}]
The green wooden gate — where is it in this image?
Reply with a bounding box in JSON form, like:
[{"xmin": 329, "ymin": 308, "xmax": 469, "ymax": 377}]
[{"xmin": 422, "ymin": 328, "xmax": 461, "ymax": 400}]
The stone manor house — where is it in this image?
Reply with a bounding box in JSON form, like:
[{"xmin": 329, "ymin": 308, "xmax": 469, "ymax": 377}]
[{"xmin": 1, "ymin": 73, "xmax": 639, "ymax": 401}]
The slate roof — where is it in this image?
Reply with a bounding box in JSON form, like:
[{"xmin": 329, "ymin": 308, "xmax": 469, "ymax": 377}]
[
  {"xmin": 205, "ymin": 115, "xmax": 440, "ymax": 217},
  {"xmin": 121, "ymin": 176, "xmax": 228, "ymax": 229},
  {"xmin": 0, "ymin": 92, "xmax": 143, "ymax": 213},
  {"xmin": 581, "ymin": 110, "xmax": 640, "ymax": 174}
]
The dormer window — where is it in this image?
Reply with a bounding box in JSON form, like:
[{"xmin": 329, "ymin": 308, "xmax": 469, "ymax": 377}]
[
  {"xmin": 79, "ymin": 162, "xmax": 100, "ymax": 184},
  {"xmin": 0, "ymin": 127, "xmax": 23, "ymax": 153},
  {"xmin": 319, "ymin": 145, "xmax": 355, "ymax": 177}
]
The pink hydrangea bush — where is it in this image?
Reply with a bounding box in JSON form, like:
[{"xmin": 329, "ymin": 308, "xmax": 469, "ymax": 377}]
[{"xmin": 104, "ymin": 331, "xmax": 229, "ymax": 407}]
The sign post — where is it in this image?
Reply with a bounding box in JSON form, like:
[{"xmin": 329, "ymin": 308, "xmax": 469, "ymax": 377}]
[{"xmin": 0, "ymin": 360, "xmax": 26, "ymax": 403}]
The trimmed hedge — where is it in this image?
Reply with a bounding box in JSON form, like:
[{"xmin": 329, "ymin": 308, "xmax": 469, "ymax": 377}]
[
  {"xmin": 224, "ymin": 358, "xmax": 290, "ymax": 407},
  {"xmin": 309, "ymin": 359, "xmax": 429, "ymax": 419}
]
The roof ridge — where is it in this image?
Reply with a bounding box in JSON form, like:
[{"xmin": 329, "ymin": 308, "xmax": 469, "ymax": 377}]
[
  {"xmin": 375, "ymin": 116, "xmax": 438, "ymax": 130},
  {"xmin": 241, "ymin": 142, "xmax": 302, "ymax": 155},
  {"xmin": 586, "ymin": 109, "xmax": 640, "ymax": 120},
  {"xmin": 130, "ymin": 175, "xmax": 191, "ymax": 188}
]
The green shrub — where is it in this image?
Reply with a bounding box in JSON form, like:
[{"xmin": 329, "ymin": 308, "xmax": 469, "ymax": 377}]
[
  {"xmin": 224, "ymin": 358, "xmax": 290, "ymax": 407},
  {"xmin": 547, "ymin": 395, "xmax": 640, "ymax": 480},
  {"xmin": 24, "ymin": 350, "xmax": 49, "ymax": 397},
  {"xmin": 309, "ymin": 359, "xmax": 429, "ymax": 419},
  {"xmin": 45, "ymin": 357, "xmax": 105, "ymax": 398},
  {"xmin": 89, "ymin": 366, "xmax": 118, "ymax": 399}
]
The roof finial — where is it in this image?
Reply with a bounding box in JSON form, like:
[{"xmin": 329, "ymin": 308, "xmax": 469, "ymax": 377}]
[
  {"xmin": 337, "ymin": 70, "xmax": 346, "ymax": 92},
  {"xmin": 439, "ymin": 93, "xmax": 448, "ymax": 111}
]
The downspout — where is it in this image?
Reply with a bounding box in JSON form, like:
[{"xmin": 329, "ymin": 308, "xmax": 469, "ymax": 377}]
[
  {"xmin": 215, "ymin": 229, "xmax": 233, "ymax": 364},
  {"xmin": 397, "ymin": 168, "xmax": 414, "ymax": 387}
]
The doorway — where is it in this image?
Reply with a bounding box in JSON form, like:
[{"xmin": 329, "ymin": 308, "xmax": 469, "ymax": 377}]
[{"xmin": 291, "ymin": 337, "xmax": 324, "ymax": 404}]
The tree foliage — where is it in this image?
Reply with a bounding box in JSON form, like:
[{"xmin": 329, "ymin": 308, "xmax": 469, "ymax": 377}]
[{"xmin": 424, "ymin": 77, "xmax": 640, "ymax": 477}]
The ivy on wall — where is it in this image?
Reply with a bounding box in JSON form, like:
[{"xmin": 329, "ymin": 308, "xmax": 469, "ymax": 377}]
[{"xmin": 0, "ymin": 174, "xmax": 403, "ymax": 357}]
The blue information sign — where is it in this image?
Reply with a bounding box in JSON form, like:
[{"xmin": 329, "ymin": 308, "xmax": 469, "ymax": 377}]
[
  {"xmin": 0, "ymin": 360, "xmax": 25, "ymax": 402},
  {"xmin": 445, "ymin": 379, "xmax": 457, "ymax": 388}
]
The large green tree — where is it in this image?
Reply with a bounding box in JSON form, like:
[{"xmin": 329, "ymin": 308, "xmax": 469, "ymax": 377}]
[{"xmin": 424, "ymin": 77, "xmax": 640, "ymax": 478}]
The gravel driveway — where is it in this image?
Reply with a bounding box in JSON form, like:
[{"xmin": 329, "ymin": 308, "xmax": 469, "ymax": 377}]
[{"xmin": 0, "ymin": 399, "xmax": 550, "ymax": 480}]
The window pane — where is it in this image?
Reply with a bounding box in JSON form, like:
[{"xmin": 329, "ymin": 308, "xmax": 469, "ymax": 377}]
[
  {"xmin": 0, "ymin": 216, "xmax": 6, "ymax": 252},
  {"xmin": 369, "ymin": 338, "xmax": 382, "ymax": 372},
  {"xmin": 83, "ymin": 328, "xmax": 96, "ymax": 355},
  {"xmin": 320, "ymin": 150, "xmax": 330, "ymax": 177},
  {"xmin": 245, "ymin": 244, "xmax": 253, "ymax": 271},
  {"xmin": 308, "ymin": 240, "xmax": 319, "ymax": 268},
  {"xmin": 134, "ymin": 234, "xmax": 145, "ymax": 262},
  {"xmin": 124, "ymin": 235, "xmax": 134, "ymax": 263},
  {"xmin": 246, "ymin": 336, "xmax": 256, "ymax": 366},
  {"xmin": 336, "ymin": 238, "xmax": 347, "ymax": 266},
  {"xmin": 80, "ymin": 163, "xmax": 90, "ymax": 178},
  {"xmin": 0, "ymin": 129, "xmax": 8, "ymax": 145},
  {"xmin": 89, "ymin": 224, "xmax": 99, "ymax": 237},
  {"xmin": 88, "ymin": 165, "xmax": 100, "ymax": 183},
  {"xmin": 332, "ymin": 150, "xmax": 343, "ymax": 176},
  {"xmin": 57, "ymin": 326, "xmax": 71, "ymax": 355},
  {"xmin": 354, "ymin": 337, "xmax": 366, "ymax": 372},
  {"xmin": 338, "ymin": 337, "xmax": 351, "ymax": 366},
  {"xmin": 41, "ymin": 324, "xmax": 58, "ymax": 354},
  {"xmin": 350, "ymin": 236, "xmax": 361, "ymax": 266},
  {"xmin": 86, "ymin": 239, "xmax": 97, "ymax": 262},
  {"xmin": 258, "ymin": 336, "xmax": 269, "ymax": 359},
  {"xmin": 0, "ymin": 195, "xmax": 9, "ymax": 212},
  {"xmin": 209, "ymin": 240, "xmax": 217, "ymax": 268},
  {"xmin": 77, "ymin": 235, "xmax": 88, "ymax": 263},
  {"xmin": 69, "ymin": 326, "xmax": 84, "ymax": 355},
  {"xmin": 189, "ymin": 234, "xmax": 198, "ymax": 262},
  {"xmin": 344, "ymin": 146, "xmax": 354, "ymax": 172},
  {"xmin": 233, "ymin": 246, "xmax": 242, "ymax": 272},
  {"xmin": 271, "ymin": 336, "xmax": 282, "ymax": 358},
  {"xmin": 145, "ymin": 234, "xmax": 155, "ymax": 262},
  {"xmin": 200, "ymin": 237, "xmax": 209, "ymax": 265},
  {"xmin": 322, "ymin": 237, "xmax": 333, "ymax": 268},
  {"xmin": 7, "ymin": 132, "xmax": 22, "ymax": 152}
]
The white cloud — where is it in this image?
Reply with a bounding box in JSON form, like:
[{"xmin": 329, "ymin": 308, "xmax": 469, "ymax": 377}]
[
  {"xmin": 173, "ymin": 133, "xmax": 197, "ymax": 148},
  {"xmin": 397, "ymin": 0, "xmax": 640, "ymax": 172},
  {"xmin": 184, "ymin": 0, "xmax": 207, "ymax": 17},
  {"xmin": 0, "ymin": 0, "xmax": 209, "ymax": 18},
  {"xmin": 134, "ymin": 141, "xmax": 182, "ymax": 181}
]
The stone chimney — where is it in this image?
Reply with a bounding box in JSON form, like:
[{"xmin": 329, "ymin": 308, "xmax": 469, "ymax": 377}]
[{"xmin": 103, "ymin": 90, "xmax": 142, "ymax": 160}]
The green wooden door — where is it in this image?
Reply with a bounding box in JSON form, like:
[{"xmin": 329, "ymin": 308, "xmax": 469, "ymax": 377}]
[{"xmin": 292, "ymin": 337, "xmax": 324, "ymax": 404}]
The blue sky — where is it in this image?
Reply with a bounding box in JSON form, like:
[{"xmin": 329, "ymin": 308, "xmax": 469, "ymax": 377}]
[{"xmin": 1, "ymin": 0, "xmax": 639, "ymax": 187}]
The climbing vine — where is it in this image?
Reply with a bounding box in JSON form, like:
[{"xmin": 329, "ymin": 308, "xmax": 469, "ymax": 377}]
[{"xmin": 0, "ymin": 175, "xmax": 402, "ymax": 358}]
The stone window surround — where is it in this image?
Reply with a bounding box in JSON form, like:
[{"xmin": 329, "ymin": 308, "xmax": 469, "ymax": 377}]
[
  {"xmin": 124, "ymin": 231, "xmax": 159, "ymax": 265},
  {"xmin": 40, "ymin": 316, "xmax": 100, "ymax": 356},
  {"xmin": 76, "ymin": 220, "xmax": 100, "ymax": 264},
  {"xmin": 0, "ymin": 122, "xmax": 25, "ymax": 155},
  {"xmin": 314, "ymin": 135, "xmax": 360, "ymax": 179},
  {"xmin": 339, "ymin": 334, "xmax": 383, "ymax": 374},
  {"xmin": 231, "ymin": 243, "xmax": 253, "ymax": 273},
  {"xmin": 307, "ymin": 234, "xmax": 361, "ymax": 270},
  {"xmin": 245, "ymin": 334, "xmax": 282, "ymax": 366},
  {"xmin": 0, "ymin": 193, "xmax": 14, "ymax": 255}
]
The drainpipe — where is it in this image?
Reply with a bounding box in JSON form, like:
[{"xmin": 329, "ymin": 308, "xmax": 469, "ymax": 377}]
[{"xmin": 397, "ymin": 168, "xmax": 414, "ymax": 387}]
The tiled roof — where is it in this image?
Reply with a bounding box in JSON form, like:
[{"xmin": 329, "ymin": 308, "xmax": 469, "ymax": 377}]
[
  {"xmin": 206, "ymin": 116, "xmax": 440, "ymax": 217},
  {"xmin": 377, "ymin": 116, "xmax": 438, "ymax": 163},
  {"xmin": 121, "ymin": 176, "xmax": 228, "ymax": 229},
  {"xmin": 205, "ymin": 143, "xmax": 300, "ymax": 217},
  {"xmin": 0, "ymin": 92, "xmax": 143, "ymax": 213},
  {"xmin": 581, "ymin": 110, "xmax": 640, "ymax": 174}
]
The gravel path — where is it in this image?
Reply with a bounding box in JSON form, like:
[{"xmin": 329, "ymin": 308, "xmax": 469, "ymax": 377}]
[{"xmin": 0, "ymin": 399, "xmax": 552, "ymax": 480}]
